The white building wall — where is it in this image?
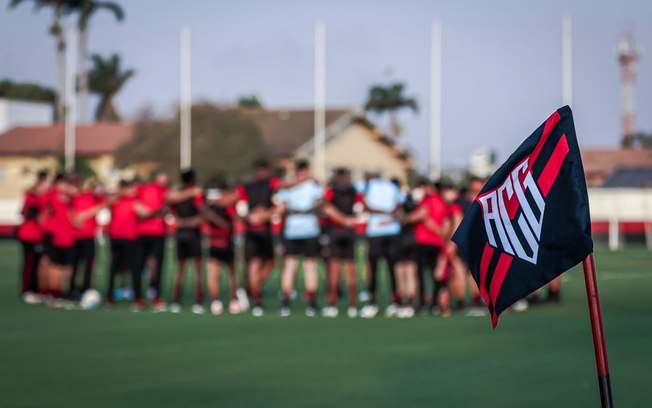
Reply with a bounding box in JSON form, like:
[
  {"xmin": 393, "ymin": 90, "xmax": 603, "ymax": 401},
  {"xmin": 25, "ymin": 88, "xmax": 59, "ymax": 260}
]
[{"xmin": 0, "ymin": 98, "xmax": 53, "ymax": 134}]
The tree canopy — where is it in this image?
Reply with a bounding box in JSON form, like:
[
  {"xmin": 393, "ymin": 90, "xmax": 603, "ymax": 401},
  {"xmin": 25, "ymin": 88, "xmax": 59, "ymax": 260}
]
[
  {"xmin": 116, "ymin": 104, "xmax": 269, "ymax": 183},
  {"xmin": 88, "ymin": 53, "xmax": 134, "ymax": 122},
  {"xmin": 0, "ymin": 79, "xmax": 56, "ymax": 105}
]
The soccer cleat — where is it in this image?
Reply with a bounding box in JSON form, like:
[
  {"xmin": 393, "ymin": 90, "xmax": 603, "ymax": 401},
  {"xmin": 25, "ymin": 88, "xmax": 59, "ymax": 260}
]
[
  {"xmin": 347, "ymin": 307, "xmax": 358, "ymax": 318},
  {"xmin": 151, "ymin": 299, "xmax": 167, "ymax": 313},
  {"xmin": 305, "ymin": 307, "xmax": 318, "ymax": 317},
  {"xmin": 191, "ymin": 304, "xmax": 206, "ymax": 314},
  {"xmin": 385, "ymin": 303, "xmax": 400, "ymax": 318},
  {"xmin": 22, "ymin": 291, "xmax": 38, "ymax": 305},
  {"xmin": 398, "ymin": 306, "xmax": 415, "ymax": 319},
  {"xmin": 321, "ymin": 306, "xmax": 338, "ymax": 318},
  {"xmin": 228, "ymin": 300, "xmax": 242, "ymax": 314},
  {"xmin": 131, "ymin": 299, "xmax": 146, "ymax": 312},
  {"xmin": 511, "ymin": 299, "xmax": 529, "ymax": 312},
  {"xmin": 360, "ymin": 304, "xmax": 379, "ymax": 318},
  {"xmin": 280, "ymin": 307, "xmax": 291, "ymax": 317},
  {"xmin": 252, "ymin": 306, "xmax": 264, "ymax": 317},
  {"xmin": 236, "ymin": 288, "xmax": 250, "ymax": 311},
  {"xmin": 210, "ymin": 300, "xmax": 224, "ymax": 316},
  {"xmin": 169, "ymin": 303, "xmax": 182, "ymax": 313}
]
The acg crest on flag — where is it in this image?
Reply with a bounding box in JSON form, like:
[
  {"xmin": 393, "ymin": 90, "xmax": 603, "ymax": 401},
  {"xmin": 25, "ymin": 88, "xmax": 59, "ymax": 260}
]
[{"xmin": 452, "ymin": 106, "xmax": 593, "ymax": 327}]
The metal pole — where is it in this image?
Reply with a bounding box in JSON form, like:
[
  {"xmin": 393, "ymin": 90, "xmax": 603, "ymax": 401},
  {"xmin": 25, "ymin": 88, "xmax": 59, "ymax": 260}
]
[
  {"xmin": 430, "ymin": 20, "xmax": 442, "ymax": 180},
  {"xmin": 562, "ymin": 15, "xmax": 573, "ymax": 107},
  {"xmin": 582, "ymin": 253, "xmax": 614, "ymax": 408},
  {"xmin": 314, "ymin": 22, "xmax": 326, "ymax": 181},
  {"xmin": 180, "ymin": 26, "xmax": 192, "ymax": 169},
  {"xmin": 64, "ymin": 28, "xmax": 77, "ymax": 171}
]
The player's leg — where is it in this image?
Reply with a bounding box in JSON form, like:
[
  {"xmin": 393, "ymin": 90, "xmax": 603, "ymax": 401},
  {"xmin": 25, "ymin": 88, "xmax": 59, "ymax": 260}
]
[
  {"xmin": 170, "ymin": 241, "xmax": 186, "ymax": 313},
  {"xmin": 191, "ymin": 235, "xmax": 205, "ymax": 314},
  {"xmin": 280, "ymin": 250, "xmax": 298, "ymax": 316},
  {"xmin": 303, "ymin": 256, "xmax": 319, "ymax": 316},
  {"xmin": 547, "ymin": 276, "xmax": 562, "ymax": 303},
  {"xmin": 207, "ymin": 255, "xmax": 222, "ymax": 315},
  {"xmin": 68, "ymin": 240, "xmax": 82, "ymax": 299},
  {"xmin": 402, "ymin": 260, "xmax": 417, "ymax": 318},
  {"xmin": 385, "ymin": 235, "xmax": 401, "ymax": 311},
  {"xmin": 106, "ymin": 240, "xmax": 122, "ymax": 306},
  {"xmin": 326, "ymin": 258, "xmax": 340, "ymax": 308},
  {"xmin": 150, "ymin": 236, "xmax": 166, "ymax": 303},
  {"xmin": 128, "ymin": 240, "xmax": 145, "ymax": 310},
  {"xmin": 81, "ymin": 239, "xmax": 96, "ymax": 293}
]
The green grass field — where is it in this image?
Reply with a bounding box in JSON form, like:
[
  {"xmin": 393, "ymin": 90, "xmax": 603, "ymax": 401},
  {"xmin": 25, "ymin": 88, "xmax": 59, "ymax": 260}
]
[{"xmin": 0, "ymin": 241, "xmax": 650, "ymax": 408}]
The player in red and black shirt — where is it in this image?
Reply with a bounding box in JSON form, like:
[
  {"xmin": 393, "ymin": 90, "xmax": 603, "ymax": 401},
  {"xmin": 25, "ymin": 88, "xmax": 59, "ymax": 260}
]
[
  {"xmin": 47, "ymin": 173, "xmax": 77, "ymax": 301},
  {"xmin": 106, "ymin": 179, "xmax": 152, "ymax": 309},
  {"xmin": 167, "ymin": 168, "xmax": 207, "ymax": 314},
  {"xmin": 203, "ymin": 180, "xmax": 241, "ymax": 315},
  {"xmin": 321, "ymin": 168, "xmax": 361, "ymax": 318},
  {"xmin": 68, "ymin": 179, "xmax": 104, "ymax": 299},
  {"xmin": 137, "ymin": 169, "xmax": 170, "ymax": 310},
  {"xmin": 235, "ymin": 159, "xmax": 281, "ymax": 316},
  {"xmin": 16, "ymin": 169, "xmax": 49, "ymax": 302}
]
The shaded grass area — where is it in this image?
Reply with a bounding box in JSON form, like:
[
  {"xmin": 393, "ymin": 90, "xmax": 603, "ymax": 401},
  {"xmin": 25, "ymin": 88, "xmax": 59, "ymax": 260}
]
[{"xmin": 0, "ymin": 241, "xmax": 650, "ymax": 408}]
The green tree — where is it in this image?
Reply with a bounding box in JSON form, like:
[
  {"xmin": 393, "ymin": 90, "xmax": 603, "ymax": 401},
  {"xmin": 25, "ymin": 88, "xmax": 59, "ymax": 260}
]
[
  {"xmin": 67, "ymin": 0, "xmax": 124, "ymax": 123},
  {"xmin": 0, "ymin": 79, "xmax": 56, "ymax": 106},
  {"xmin": 9, "ymin": 0, "xmax": 71, "ymax": 121},
  {"xmin": 237, "ymin": 94, "xmax": 263, "ymax": 108},
  {"xmin": 88, "ymin": 53, "xmax": 134, "ymax": 122},
  {"xmin": 116, "ymin": 104, "xmax": 269, "ymax": 182},
  {"xmin": 364, "ymin": 82, "xmax": 418, "ymax": 138}
]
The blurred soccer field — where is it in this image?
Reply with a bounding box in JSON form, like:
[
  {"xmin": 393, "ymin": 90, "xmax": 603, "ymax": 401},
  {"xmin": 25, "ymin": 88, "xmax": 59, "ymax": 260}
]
[{"xmin": 0, "ymin": 241, "xmax": 650, "ymax": 408}]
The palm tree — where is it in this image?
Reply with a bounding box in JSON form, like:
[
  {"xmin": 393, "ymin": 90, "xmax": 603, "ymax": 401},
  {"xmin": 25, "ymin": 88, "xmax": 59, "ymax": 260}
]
[
  {"xmin": 69, "ymin": 0, "xmax": 124, "ymax": 123},
  {"xmin": 9, "ymin": 0, "xmax": 72, "ymax": 121},
  {"xmin": 88, "ymin": 53, "xmax": 134, "ymax": 122},
  {"xmin": 364, "ymin": 82, "xmax": 418, "ymax": 138}
]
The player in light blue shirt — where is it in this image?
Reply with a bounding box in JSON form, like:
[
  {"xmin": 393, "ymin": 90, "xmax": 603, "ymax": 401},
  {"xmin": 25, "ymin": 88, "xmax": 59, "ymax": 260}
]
[
  {"xmin": 359, "ymin": 176, "xmax": 404, "ymax": 318},
  {"xmin": 275, "ymin": 160, "xmax": 324, "ymax": 317}
]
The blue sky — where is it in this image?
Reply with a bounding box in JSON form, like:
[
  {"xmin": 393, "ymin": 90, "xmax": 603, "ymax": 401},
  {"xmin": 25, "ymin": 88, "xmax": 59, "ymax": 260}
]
[{"xmin": 1, "ymin": 0, "xmax": 651, "ymax": 172}]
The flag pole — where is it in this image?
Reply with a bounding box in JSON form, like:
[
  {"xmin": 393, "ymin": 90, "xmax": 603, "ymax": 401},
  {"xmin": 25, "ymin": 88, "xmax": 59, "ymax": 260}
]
[
  {"xmin": 582, "ymin": 253, "xmax": 614, "ymax": 408},
  {"xmin": 179, "ymin": 26, "xmax": 192, "ymax": 170}
]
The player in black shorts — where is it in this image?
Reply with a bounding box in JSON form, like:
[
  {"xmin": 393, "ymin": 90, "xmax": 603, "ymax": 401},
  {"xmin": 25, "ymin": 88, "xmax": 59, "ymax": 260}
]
[
  {"xmin": 395, "ymin": 181, "xmax": 418, "ymax": 318},
  {"xmin": 321, "ymin": 168, "xmax": 360, "ymax": 318},
  {"xmin": 235, "ymin": 160, "xmax": 281, "ymax": 316},
  {"xmin": 204, "ymin": 180, "xmax": 243, "ymax": 315},
  {"xmin": 168, "ymin": 169, "xmax": 207, "ymax": 314}
]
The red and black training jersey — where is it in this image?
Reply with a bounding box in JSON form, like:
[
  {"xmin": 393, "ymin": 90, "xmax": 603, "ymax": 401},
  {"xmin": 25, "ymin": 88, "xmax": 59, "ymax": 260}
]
[
  {"xmin": 109, "ymin": 196, "xmax": 139, "ymax": 241},
  {"xmin": 50, "ymin": 188, "xmax": 75, "ymax": 248},
  {"xmin": 236, "ymin": 177, "xmax": 280, "ymax": 232},
  {"xmin": 71, "ymin": 191, "xmax": 102, "ymax": 240},
  {"xmin": 206, "ymin": 204, "xmax": 236, "ymax": 249},
  {"xmin": 137, "ymin": 182, "xmax": 169, "ymax": 237},
  {"xmin": 323, "ymin": 183, "xmax": 362, "ymax": 229},
  {"xmin": 16, "ymin": 189, "xmax": 43, "ymax": 243}
]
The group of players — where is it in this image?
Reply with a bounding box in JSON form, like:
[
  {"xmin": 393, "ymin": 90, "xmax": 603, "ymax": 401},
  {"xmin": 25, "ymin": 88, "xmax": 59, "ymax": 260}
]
[{"xmin": 16, "ymin": 158, "xmax": 560, "ymax": 318}]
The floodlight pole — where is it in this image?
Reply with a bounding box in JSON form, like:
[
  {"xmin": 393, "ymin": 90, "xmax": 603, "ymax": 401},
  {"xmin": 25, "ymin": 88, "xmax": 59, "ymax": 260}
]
[
  {"xmin": 562, "ymin": 15, "xmax": 573, "ymax": 107},
  {"xmin": 64, "ymin": 28, "xmax": 77, "ymax": 171},
  {"xmin": 582, "ymin": 253, "xmax": 614, "ymax": 408},
  {"xmin": 180, "ymin": 26, "xmax": 192, "ymax": 170},
  {"xmin": 314, "ymin": 21, "xmax": 326, "ymax": 181},
  {"xmin": 430, "ymin": 19, "xmax": 442, "ymax": 181}
]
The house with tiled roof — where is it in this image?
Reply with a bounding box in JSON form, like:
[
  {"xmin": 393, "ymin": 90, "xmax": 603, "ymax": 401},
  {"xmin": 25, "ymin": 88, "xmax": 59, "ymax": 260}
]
[
  {"xmin": 242, "ymin": 108, "xmax": 413, "ymax": 183},
  {"xmin": 0, "ymin": 123, "xmax": 134, "ymax": 200}
]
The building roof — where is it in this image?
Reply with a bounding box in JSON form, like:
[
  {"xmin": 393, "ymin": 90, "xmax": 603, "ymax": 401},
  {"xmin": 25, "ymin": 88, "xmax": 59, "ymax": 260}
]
[
  {"xmin": 581, "ymin": 148, "xmax": 652, "ymax": 176},
  {"xmin": 603, "ymin": 167, "xmax": 652, "ymax": 188},
  {"xmin": 241, "ymin": 108, "xmax": 355, "ymax": 157},
  {"xmin": 0, "ymin": 123, "xmax": 134, "ymax": 156}
]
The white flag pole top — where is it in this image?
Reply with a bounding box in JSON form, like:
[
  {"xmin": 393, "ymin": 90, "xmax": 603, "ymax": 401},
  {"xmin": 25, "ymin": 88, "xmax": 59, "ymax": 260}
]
[
  {"xmin": 562, "ymin": 15, "xmax": 573, "ymax": 107},
  {"xmin": 430, "ymin": 19, "xmax": 442, "ymax": 181},
  {"xmin": 314, "ymin": 21, "xmax": 326, "ymax": 181},
  {"xmin": 180, "ymin": 26, "xmax": 192, "ymax": 170},
  {"xmin": 64, "ymin": 28, "xmax": 77, "ymax": 171}
]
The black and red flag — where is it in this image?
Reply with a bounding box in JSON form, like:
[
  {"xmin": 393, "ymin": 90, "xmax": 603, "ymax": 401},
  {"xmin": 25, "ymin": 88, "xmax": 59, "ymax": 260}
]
[{"xmin": 452, "ymin": 105, "xmax": 593, "ymax": 327}]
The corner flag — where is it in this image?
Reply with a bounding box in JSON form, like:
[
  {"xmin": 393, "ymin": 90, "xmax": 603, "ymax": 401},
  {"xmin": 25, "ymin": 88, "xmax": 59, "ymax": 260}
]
[{"xmin": 452, "ymin": 106, "xmax": 593, "ymax": 327}]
